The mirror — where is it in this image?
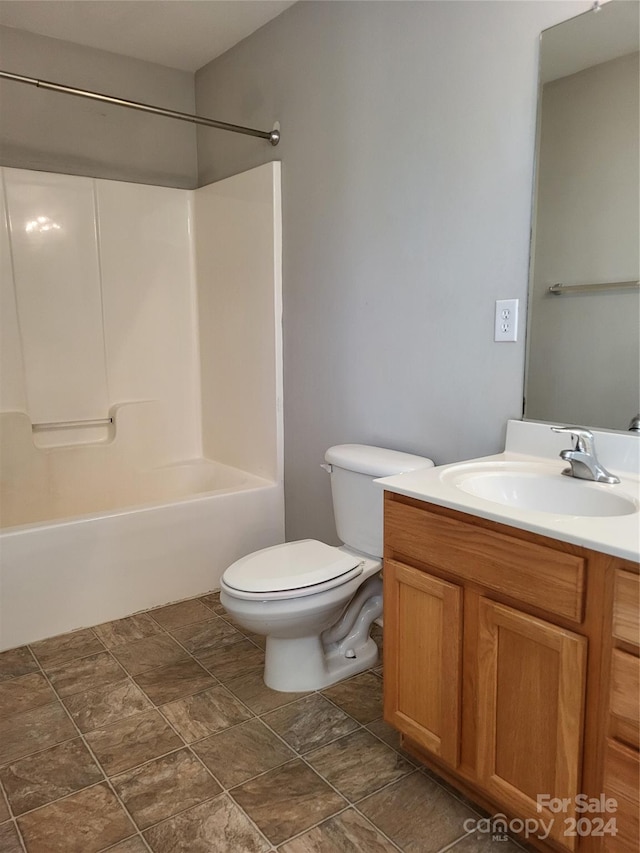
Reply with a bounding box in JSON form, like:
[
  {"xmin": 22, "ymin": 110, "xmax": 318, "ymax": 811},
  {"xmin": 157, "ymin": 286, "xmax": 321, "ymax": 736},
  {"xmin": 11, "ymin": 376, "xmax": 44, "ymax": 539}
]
[{"xmin": 524, "ymin": 1, "xmax": 639, "ymax": 432}]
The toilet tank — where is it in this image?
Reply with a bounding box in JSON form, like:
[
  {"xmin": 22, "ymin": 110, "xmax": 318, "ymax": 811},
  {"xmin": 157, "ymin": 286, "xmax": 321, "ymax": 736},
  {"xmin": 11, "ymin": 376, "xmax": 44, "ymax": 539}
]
[{"xmin": 324, "ymin": 444, "xmax": 434, "ymax": 558}]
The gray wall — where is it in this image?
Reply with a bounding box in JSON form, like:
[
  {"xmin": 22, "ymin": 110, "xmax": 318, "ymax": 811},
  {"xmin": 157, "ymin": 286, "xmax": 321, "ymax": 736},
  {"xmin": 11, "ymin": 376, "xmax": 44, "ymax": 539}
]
[
  {"xmin": 0, "ymin": 26, "xmax": 197, "ymax": 187},
  {"xmin": 195, "ymin": 0, "xmax": 591, "ymax": 544}
]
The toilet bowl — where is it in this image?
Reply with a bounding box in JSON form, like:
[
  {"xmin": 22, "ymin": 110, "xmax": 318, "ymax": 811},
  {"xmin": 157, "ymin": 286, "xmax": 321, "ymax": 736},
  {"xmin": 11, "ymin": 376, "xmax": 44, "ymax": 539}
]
[
  {"xmin": 221, "ymin": 540, "xmax": 382, "ymax": 691},
  {"xmin": 220, "ymin": 444, "xmax": 434, "ymax": 692}
]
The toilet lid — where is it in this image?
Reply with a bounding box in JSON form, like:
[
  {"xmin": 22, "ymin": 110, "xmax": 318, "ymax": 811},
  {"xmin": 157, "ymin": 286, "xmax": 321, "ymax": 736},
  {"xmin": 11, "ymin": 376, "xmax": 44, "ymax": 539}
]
[{"xmin": 223, "ymin": 539, "xmax": 363, "ymax": 594}]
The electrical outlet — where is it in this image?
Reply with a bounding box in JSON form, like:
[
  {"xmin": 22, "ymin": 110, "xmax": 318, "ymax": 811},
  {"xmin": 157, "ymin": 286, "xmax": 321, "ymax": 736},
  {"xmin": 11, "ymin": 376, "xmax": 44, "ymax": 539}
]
[{"xmin": 494, "ymin": 299, "xmax": 518, "ymax": 342}]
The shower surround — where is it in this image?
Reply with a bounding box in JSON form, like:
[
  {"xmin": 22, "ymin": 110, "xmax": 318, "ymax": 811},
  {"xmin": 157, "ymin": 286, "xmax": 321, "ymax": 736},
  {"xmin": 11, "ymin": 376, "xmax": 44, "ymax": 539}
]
[{"xmin": 0, "ymin": 163, "xmax": 284, "ymax": 650}]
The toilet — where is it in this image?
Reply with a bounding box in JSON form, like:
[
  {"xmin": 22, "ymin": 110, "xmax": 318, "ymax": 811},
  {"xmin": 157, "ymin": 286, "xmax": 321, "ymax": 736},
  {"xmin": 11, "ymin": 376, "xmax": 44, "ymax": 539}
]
[{"xmin": 220, "ymin": 444, "xmax": 434, "ymax": 691}]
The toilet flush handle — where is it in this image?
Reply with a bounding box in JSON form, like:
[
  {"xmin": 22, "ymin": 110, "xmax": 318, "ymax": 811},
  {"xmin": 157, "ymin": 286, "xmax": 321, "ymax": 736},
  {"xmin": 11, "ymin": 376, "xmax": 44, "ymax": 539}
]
[{"xmin": 320, "ymin": 463, "xmax": 332, "ymax": 474}]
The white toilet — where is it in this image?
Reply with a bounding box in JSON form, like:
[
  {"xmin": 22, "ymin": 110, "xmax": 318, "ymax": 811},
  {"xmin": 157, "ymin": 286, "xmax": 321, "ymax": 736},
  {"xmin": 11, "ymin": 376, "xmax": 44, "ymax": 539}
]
[{"xmin": 220, "ymin": 444, "xmax": 434, "ymax": 691}]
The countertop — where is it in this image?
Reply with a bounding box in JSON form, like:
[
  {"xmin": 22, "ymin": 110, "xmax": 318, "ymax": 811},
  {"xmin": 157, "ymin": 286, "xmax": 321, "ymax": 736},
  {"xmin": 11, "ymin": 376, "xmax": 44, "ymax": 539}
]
[{"xmin": 376, "ymin": 420, "xmax": 640, "ymax": 563}]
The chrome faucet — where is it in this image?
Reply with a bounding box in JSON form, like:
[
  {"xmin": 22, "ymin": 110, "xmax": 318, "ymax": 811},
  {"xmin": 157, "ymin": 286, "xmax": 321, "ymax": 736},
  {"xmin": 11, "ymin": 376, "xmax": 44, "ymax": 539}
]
[
  {"xmin": 628, "ymin": 414, "xmax": 640, "ymax": 433},
  {"xmin": 551, "ymin": 426, "xmax": 620, "ymax": 484}
]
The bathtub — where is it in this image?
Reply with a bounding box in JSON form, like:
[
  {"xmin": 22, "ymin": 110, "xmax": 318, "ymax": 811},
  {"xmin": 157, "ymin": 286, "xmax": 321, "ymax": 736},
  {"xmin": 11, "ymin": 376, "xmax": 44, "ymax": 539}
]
[{"xmin": 0, "ymin": 458, "xmax": 284, "ymax": 651}]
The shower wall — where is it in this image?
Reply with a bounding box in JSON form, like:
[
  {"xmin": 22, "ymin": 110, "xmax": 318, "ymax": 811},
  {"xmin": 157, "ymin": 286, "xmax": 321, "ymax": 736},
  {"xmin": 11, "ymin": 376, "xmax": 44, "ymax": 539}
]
[
  {"xmin": 195, "ymin": 164, "xmax": 283, "ymax": 482},
  {"xmin": 0, "ymin": 162, "xmax": 282, "ymax": 508},
  {"xmin": 1, "ymin": 166, "xmax": 200, "ymax": 459}
]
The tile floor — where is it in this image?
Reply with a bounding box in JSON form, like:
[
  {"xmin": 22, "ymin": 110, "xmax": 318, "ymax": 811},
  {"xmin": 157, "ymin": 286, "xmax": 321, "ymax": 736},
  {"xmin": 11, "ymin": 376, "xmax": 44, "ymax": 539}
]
[{"xmin": 0, "ymin": 593, "xmax": 521, "ymax": 853}]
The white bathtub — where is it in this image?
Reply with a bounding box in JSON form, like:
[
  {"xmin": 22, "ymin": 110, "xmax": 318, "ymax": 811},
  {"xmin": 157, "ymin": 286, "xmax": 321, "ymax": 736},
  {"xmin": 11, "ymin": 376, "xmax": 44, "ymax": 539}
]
[{"xmin": 0, "ymin": 458, "xmax": 284, "ymax": 650}]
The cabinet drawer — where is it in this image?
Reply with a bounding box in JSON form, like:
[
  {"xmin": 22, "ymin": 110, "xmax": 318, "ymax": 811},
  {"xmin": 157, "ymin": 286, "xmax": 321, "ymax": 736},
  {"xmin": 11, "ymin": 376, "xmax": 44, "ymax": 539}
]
[
  {"xmin": 602, "ymin": 739, "xmax": 639, "ymax": 853},
  {"xmin": 384, "ymin": 498, "xmax": 585, "ymax": 621},
  {"xmin": 613, "ymin": 571, "xmax": 640, "ymax": 647},
  {"xmin": 610, "ymin": 649, "xmax": 640, "ymax": 749}
]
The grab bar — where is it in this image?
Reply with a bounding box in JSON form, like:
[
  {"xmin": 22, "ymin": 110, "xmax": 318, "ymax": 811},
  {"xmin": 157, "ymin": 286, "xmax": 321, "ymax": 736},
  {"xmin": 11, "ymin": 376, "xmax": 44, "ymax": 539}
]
[{"xmin": 548, "ymin": 280, "xmax": 640, "ymax": 295}]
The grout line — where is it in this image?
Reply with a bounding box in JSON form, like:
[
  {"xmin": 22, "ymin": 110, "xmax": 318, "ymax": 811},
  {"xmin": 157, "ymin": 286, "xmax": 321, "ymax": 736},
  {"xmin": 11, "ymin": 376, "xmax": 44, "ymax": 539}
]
[
  {"xmin": 27, "ymin": 631, "xmax": 108, "ymax": 674},
  {"xmin": 86, "ymin": 613, "xmax": 275, "ymax": 850},
  {"xmin": 435, "ymin": 828, "xmax": 478, "ymax": 853},
  {"xmin": 243, "ymin": 700, "xmax": 408, "ymax": 851},
  {"xmin": 17, "ymin": 649, "xmax": 153, "ymax": 853},
  {"xmin": 0, "ymin": 775, "xmax": 27, "ymax": 853},
  {"xmin": 2, "ymin": 594, "xmax": 393, "ymax": 852}
]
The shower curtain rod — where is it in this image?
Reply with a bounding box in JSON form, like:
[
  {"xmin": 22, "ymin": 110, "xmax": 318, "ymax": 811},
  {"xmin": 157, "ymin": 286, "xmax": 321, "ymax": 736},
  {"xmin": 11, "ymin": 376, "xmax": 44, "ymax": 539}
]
[{"xmin": 0, "ymin": 69, "xmax": 280, "ymax": 145}]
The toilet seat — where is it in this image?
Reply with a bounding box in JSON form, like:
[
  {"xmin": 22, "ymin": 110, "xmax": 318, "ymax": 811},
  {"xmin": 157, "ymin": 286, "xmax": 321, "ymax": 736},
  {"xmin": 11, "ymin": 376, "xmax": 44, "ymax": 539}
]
[{"xmin": 222, "ymin": 539, "xmax": 364, "ymax": 600}]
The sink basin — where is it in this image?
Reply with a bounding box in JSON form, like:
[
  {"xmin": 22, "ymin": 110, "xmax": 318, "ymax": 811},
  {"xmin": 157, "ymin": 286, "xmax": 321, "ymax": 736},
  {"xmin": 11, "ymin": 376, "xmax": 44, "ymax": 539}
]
[{"xmin": 444, "ymin": 467, "xmax": 638, "ymax": 517}]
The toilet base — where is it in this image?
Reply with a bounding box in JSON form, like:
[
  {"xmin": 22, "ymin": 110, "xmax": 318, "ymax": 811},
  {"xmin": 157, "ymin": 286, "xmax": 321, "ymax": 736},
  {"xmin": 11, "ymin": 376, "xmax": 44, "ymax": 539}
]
[{"xmin": 264, "ymin": 634, "xmax": 379, "ymax": 692}]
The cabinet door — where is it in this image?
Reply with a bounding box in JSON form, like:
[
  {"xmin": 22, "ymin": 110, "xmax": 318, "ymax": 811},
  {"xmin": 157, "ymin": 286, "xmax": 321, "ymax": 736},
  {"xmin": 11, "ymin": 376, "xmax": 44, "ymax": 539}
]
[
  {"xmin": 383, "ymin": 558, "xmax": 462, "ymax": 767},
  {"xmin": 476, "ymin": 598, "xmax": 587, "ymax": 851}
]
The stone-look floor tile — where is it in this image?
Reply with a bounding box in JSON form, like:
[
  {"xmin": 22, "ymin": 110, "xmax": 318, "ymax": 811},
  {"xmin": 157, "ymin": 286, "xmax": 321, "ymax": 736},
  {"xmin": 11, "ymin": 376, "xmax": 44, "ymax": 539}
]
[
  {"xmin": 93, "ymin": 614, "xmax": 162, "ymax": 649},
  {"xmin": 246, "ymin": 633, "xmax": 267, "ymax": 650},
  {"xmin": 366, "ymin": 719, "xmax": 418, "ymax": 763},
  {"xmin": 278, "ymin": 808, "xmax": 399, "ymax": 853},
  {"xmin": 17, "ymin": 782, "xmax": 134, "ymax": 853},
  {"xmin": 306, "ymin": 729, "xmax": 414, "ymax": 801},
  {"xmin": 0, "ymin": 737, "xmax": 103, "ymax": 815},
  {"xmin": 149, "ymin": 600, "xmax": 212, "ymax": 630},
  {"xmin": 217, "ymin": 612, "xmax": 251, "ymax": 634},
  {"xmin": 85, "ymin": 709, "xmax": 183, "ymax": 776},
  {"xmin": 0, "ymin": 672, "xmax": 56, "ymax": 718},
  {"xmin": 144, "ymin": 794, "xmax": 270, "ymax": 853},
  {"xmin": 167, "ymin": 618, "xmax": 243, "ymax": 657},
  {"xmin": 199, "ymin": 592, "xmax": 225, "ymax": 615},
  {"xmin": 47, "ymin": 652, "xmax": 126, "ymax": 698},
  {"xmin": 111, "ymin": 635, "xmax": 189, "ymax": 676},
  {"xmin": 193, "ymin": 718, "xmax": 295, "ymax": 788},
  {"xmin": 0, "ymin": 821, "xmax": 22, "ymax": 853},
  {"xmin": 198, "ymin": 639, "xmax": 264, "ymax": 683},
  {"xmin": 133, "ymin": 659, "xmax": 216, "ymax": 706},
  {"xmin": 161, "ymin": 685, "xmax": 252, "ymax": 743},
  {"xmin": 0, "ymin": 646, "xmax": 38, "ymax": 682},
  {"xmin": 225, "ymin": 671, "xmax": 309, "ymax": 716},
  {"xmin": 102, "ymin": 838, "xmax": 148, "ymax": 853},
  {"xmin": 0, "ymin": 702, "xmax": 76, "ymax": 765},
  {"xmin": 358, "ymin": 771, "xmax": 477, "ymax": 852},
  {"xmin": 231, "ymin": 759, "xmax": 346, "ymax": 846},
  {"xmin": 322, "ymin": 671, "xmax": 383, "ymax": 724},
  {"xmin": 29, "ymin": 629, "xmax": 104, "ymax": 670},
  {"xmin": 112, "ymin": 748, "xmax": 221, "ymax": 830},
  {"xmin": 373, "ymin": 665, "xmax": 383, "ymax": 678},
  {"xmin": 420, "ymin": 766, "xmax": 490, "ymax": 817},
  {"xmin": 63, "ymin": 678, "xmax": 152, "ymax": 733},
  {"xmin": 263, "ymin": 694, "xmax": 359, "ymax": 754},
  {"xmin": 0, "ymin": 789, "xmax": 9, "ymax": 822}
]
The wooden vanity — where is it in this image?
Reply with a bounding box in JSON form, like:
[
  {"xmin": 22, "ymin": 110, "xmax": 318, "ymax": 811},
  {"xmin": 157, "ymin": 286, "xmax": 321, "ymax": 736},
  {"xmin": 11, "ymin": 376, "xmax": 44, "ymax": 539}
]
[{"xmin": 383, "ymin": 491, "xmax": 639, "ymax": 853}]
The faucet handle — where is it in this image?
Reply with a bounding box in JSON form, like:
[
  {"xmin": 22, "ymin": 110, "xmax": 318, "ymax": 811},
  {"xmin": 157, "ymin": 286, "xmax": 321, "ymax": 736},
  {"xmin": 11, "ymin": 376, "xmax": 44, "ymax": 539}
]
[{"xmin": 551, "ymin": 426, "xmax": 595, "ymax": 453}]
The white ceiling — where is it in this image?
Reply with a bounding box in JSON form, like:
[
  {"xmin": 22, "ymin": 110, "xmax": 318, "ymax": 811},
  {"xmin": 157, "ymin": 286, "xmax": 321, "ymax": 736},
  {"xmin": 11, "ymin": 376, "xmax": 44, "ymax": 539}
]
[{"xmin": 0, "ymin": 0, "xmax": 297, "ymax": 72}]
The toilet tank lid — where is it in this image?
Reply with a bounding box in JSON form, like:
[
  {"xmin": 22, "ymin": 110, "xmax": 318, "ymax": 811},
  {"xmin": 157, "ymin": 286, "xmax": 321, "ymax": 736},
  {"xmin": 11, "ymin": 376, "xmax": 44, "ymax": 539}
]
[{"xmin": 325, "ymin": 444, "xmax": 434, "ymax": 477}]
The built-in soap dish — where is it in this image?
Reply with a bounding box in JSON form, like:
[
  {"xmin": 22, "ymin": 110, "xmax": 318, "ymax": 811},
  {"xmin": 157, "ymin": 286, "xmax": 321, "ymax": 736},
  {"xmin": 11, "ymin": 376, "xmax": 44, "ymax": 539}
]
[{"xmin": 32, "ymin": 416, "xmax": 114, "ymax": 448}]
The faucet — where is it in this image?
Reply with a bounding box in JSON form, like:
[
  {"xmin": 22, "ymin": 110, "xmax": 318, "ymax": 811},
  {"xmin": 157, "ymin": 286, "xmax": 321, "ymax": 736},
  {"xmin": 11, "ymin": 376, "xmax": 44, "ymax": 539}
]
[
  {"xmin": 628, "ymin": 415, "xmax": 640, "ymax": 433},
  {"xmin": 551, "ymin": 426, "xmax": 620, "ymax": 484}
]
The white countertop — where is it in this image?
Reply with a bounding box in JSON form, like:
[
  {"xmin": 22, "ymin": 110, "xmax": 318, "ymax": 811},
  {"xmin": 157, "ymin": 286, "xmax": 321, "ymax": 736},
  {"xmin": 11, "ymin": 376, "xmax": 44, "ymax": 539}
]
[{"xmin": 376, "ymin": 421, "xmax": 640, "ymax": 563}]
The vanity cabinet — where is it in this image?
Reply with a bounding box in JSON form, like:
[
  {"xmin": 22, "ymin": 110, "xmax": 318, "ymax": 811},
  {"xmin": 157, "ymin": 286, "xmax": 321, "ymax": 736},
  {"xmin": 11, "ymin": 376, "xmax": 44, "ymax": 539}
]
[
  {"xmin": 601, "ymin": 570, "xmax": 639, "ymax": 853},
  {"xmin": 383, "ymin": 491, "xmax": 638, "ymax": 853}
]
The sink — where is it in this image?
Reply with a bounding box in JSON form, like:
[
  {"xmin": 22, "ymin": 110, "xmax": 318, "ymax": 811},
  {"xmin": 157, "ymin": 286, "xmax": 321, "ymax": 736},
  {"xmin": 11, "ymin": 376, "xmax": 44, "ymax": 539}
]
[{"xmin": 442, "ymin": 465, "xmax": 638, "ymax": 518}]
